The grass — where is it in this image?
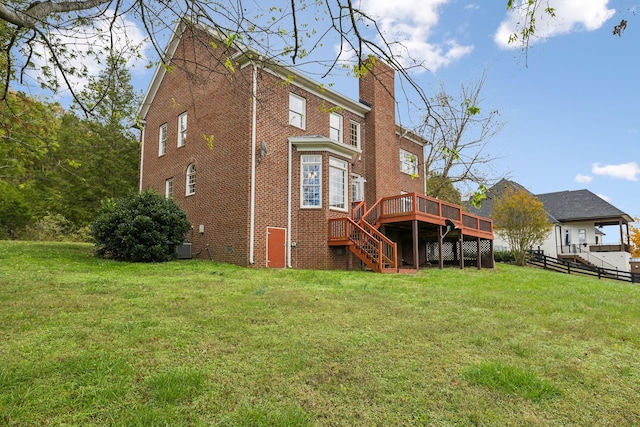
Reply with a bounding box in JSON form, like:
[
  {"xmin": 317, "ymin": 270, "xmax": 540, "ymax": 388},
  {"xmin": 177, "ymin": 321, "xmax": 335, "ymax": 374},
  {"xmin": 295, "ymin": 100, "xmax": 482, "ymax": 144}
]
[{"xmin": 1, "ymin": 240, "xmax": 639, "ymax": 426}]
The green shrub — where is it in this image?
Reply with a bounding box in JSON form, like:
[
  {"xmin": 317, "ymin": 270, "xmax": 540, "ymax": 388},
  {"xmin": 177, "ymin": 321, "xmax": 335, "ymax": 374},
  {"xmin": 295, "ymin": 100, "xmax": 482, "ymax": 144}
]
[
  {"xmin": 21, "ymin": 213, "xmax": 78, "ymax": 242},
  {"xmin": 0, "ymin": 181, "xmax": 32, "ymax": 239},
  {"xmin": 91, "ymin": 190, "xmax": 191, "ymax": 262},
  {"xmin": 494, "ymin": 250, "xmax": 515, "ymax": 263}
]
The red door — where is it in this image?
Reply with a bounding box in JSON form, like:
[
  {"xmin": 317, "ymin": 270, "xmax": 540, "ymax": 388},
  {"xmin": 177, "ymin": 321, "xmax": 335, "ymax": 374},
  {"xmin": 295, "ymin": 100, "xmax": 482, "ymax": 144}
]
[{"xmin": 266, "ymin": 227, "xmax": 286, "ymax": 268}]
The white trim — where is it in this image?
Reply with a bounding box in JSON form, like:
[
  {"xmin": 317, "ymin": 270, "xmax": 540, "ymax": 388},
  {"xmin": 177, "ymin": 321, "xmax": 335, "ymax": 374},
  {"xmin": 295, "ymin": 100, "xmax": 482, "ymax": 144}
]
[
  {"xmin": 137, "ymin": 20, "xmax": 185, "ymax": 120},
  {"xmin": 289, "ymin": 92, "xmax": 306, "ymax": 129},
  {"xmin": 235, "ymin": 54, "xmax": 370, "ymax": 118},
  {"xmin": 329, "ymin": 157, "xmax": 348, "ymax": 212},
  {"xmin": 186, "ymin": 163, "xmax": 196, "ymax": 195},
  {"xmin": 165, "ymin": 177, "xmax": 173, "ymax": 198},
  {"xmin": 177, "ymin": 112, "xmax": 187, "ymax": 147},
  {"xmin": 399, "ymin": 148, "xmax": 418, "ymax": 176},
  {"xmin": 290, "ymin": 135, "xmax": 361, "ymax": 160},
  {"xmin": 349, "ymin": 120, "xmax": 361, "ymax": 149},
  {"xmin": 329, "ymin": 112, "xmax": 343, "ymax": 143},
  {"xmin": 300, "ymin": 155, "xmax": 322, "ymax": 209},
  {"xmin": 158, "ymin": 123, "xmax": 167, "ymax": 156}
]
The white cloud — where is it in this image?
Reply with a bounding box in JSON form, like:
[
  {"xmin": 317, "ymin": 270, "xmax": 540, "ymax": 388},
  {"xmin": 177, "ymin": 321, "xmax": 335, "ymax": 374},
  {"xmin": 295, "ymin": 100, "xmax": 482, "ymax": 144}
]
[
  {"xmin": 494, "ymin": 0, "xmax": 616, "ymax": 48},
  {"xmin": 28, "ymin": 11, "xmax": 149, "ymax": 95},
  {"xmin": 356, "ymin": 0, "xmax": 473, "ymax": 71},
  {"xmin": 597, "ymin": 193, "xmax": 611, "ymax": 202},
  {"xmin": 575, "ymin": 174, "xmax": 593, "ymax": 183},
  {"xmin": 592, "ymin": 162, "xmax": 640, "ymax": 181}
]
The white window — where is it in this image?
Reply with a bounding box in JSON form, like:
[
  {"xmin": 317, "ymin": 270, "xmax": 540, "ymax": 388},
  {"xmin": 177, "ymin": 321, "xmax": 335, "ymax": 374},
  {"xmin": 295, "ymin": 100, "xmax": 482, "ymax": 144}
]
[
  {"xmin": 178, "ymin": 112, "xmax": 187, "ymax": 147},
  {"xmin": 349, "ymin": 120, "xmax": 361, "ymax": 149},
  {"xmin": 579, "ymin": 229, "xmax": 586, "ymax": 245},
  {"xmin": 400, "ymin": 149, "xmax": 418, "ymax": 176},
  {"xmin": 329, "ymin": 157, "xmax": 348, "ymax": 211},
  {"xmin": 329, "ymin": 112, "xmax": 343, "ymax": 143},
  {"xmin": 301, "ymin": 155, "xmax": 321, "ymax": 208},
  {"xmin": 186, "ymin": 163, "xmax": 196, "ymax": 195},
  {"xmin": 289, "ymin": 93, "xmax": 306, "ymax": 129},
  {"xmin": 158, "ymin": 123, "xmax": 167, "ymax": 156},
  {"xmin": 351, "ymin": 174, "xmax": 364, "ymax": 203},
  {"xmin": 165, "ymin": 178, "xmax": 173, "ymax": 198}
]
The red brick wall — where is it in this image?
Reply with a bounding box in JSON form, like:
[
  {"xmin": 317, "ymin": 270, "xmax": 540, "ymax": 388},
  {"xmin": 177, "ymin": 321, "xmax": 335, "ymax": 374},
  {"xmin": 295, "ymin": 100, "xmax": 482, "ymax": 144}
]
[
  {"xmin": 141, "ymin": 28, "xmax": 253, "ymax": 265},
  {"xmin": 140, "ymin": 27, "xmax": 423, "ymax": 271}
]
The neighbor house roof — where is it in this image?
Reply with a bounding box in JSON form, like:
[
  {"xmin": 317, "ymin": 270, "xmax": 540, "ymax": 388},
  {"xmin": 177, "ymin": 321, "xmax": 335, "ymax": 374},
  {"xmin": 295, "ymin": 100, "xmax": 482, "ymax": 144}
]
[
  {"xmin": 536, "ymin": 190, "xmax": 633, "ymax": 225},
  {"xmin": 465, "ymin": 179, "xmax": 633, "ymax": 225}
]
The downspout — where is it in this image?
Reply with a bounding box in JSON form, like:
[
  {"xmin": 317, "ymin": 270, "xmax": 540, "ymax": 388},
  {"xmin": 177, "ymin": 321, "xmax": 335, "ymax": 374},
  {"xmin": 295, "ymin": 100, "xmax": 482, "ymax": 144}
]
[
  {"xmin": 422, "ymin": 154, "xmax": 427, "ymax": 194},
  {"xmin": 138, "ymin": 121, "xmax": 146, "ymax": 192},
  {"xmin": 287, "ymin": 138, "xmax": 293, "ymax": 268},
  {"xmin": 249, "ymin": 64, "xmax": 257, "ymax": 264}
]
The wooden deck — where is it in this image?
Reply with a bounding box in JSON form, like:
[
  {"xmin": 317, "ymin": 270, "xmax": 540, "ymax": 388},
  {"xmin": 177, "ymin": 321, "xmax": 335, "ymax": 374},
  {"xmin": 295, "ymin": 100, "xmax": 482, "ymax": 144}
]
[
  {"xmin": 330, "ymin": 192, "xmax": 493, "ymax": 245},
  {"xmin": 328, "ymin": 193, "xmax": 494, "ymax": 272}
]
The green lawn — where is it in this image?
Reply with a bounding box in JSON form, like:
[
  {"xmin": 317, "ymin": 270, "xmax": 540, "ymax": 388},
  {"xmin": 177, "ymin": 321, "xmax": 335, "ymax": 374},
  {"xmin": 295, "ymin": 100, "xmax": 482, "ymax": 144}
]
[{"xmin": 1, "ymin": 241, "xmax": 639, "ymax": 426}]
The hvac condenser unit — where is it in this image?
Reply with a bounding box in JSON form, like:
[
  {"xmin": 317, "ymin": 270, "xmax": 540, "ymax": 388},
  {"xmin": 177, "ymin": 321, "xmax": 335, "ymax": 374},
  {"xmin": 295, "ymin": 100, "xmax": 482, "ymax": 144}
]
[{"xmin": 175, "ymin": 243, "xmax": 192, "ymax": 259}]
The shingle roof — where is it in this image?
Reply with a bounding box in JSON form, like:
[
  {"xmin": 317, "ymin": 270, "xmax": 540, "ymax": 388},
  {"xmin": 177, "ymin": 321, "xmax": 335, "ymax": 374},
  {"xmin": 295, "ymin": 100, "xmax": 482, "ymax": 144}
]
[
  {"xmin": 536, "ymin": 190, "xmax": 633, "ymax": 224},
  {"xmin": 464, "ymin": 179, "xmax": 543, "ymax": 219},
  {"xmin": 465, "ymin": 179, "xmax": 633, "ymax": 225}
]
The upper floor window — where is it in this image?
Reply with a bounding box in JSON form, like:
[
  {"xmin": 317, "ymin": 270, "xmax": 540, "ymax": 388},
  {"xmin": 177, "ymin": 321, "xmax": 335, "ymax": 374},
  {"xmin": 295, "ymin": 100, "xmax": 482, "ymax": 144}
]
[
  {"xmin": 329, "ymin": 112, "xmax": 343, "ymax": 143},
  {"xmin": 165, "ymin": 178, "xmax": 173, "ymax": 198},
  {"xmin": 289, "ymin": 93, "xmax": 306, "ymax": 129},
  {"xmin": 301, "ymin": 155, "xmax": 321, "ymax": 208},
  {"xmin": 178, "ymin": 112, "xmax": 187, "ymax": 147},
  {"xmin": 186, "ymin": 163, "xmax": 196, "ymax": 195},
  {"xmin": 400, "ymin": 149, "xmax": 418, "ymax": 176},
  {"xmin": 329, "ymin": 157, "xmax": 348, "ymax": 211},
  {"xmin": 351, "ymin": 174, "xmax": 364, "ymax": 203},
  {"xmin": 158, "ymin": 123, "xmax": 167, "ymax": 156},
  {"xmin": 349, "ymin": 120, "xmax": 361, "ymax": 149}
]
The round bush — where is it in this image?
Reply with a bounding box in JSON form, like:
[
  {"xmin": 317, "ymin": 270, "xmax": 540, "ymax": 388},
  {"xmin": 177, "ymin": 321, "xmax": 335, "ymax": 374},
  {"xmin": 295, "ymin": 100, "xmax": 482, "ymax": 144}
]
[{"xmin": 91, "ymin": 191, "xmax": 191, "ymax": 262}]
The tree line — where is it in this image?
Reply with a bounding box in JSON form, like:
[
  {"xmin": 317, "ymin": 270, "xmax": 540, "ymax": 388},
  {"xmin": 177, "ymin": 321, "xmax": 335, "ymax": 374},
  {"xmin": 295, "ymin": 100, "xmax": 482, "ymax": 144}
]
[{"xmin": 0, "ymin": 57, "xmax": 140, "ymax": 240}]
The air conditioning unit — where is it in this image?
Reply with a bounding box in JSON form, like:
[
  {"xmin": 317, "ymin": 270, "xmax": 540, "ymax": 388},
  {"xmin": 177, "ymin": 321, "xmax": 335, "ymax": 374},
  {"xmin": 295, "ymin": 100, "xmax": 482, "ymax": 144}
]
[{"xmin": 175, "ymin": 243, "xmax": 192, "ymax": 259}]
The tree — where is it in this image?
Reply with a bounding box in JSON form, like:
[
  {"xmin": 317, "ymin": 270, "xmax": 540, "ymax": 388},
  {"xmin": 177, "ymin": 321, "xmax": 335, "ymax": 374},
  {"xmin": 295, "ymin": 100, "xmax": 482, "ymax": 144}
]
[
  {"xmin": 630, "ymin": 224, "xmax": 640, "ymax": 258},
  {"xmin": 0, "ymin": 180, "xmax": 31, "ymax": 239},
  {"xmin": 492, "ymin": 188, "xmax": 553, "ymax": 266},
  {"xmin": 419, "ymin": 74, "xmax": 504, "ymax": 203},
  {"xmin": 30, "ymin": 58, "xmax": 140, "ymax": 226},
  {"xmin": 91, "ymin": 190, "xmax": 191, "ymax": 262},
  {"xmin": 0, "ymin": 0, "xmax": 435, "ymax": 114},
  {"xmin": 425, "ymin": 173, "xmax": 461, "ymax": 205}
]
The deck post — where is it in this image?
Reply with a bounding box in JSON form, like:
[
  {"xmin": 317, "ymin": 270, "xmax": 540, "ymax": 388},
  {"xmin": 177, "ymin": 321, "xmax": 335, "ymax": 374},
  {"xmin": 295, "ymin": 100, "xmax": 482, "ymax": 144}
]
[
  {"xmin": 438, "ymin": 226, "xmax": 444, "ymax": 270},
  {"xmin": 459, "ymin": 233, "xmax": 464, "ymax": 269},
  {"xmin": 477, "ymin": 237, "xmax": 481, "ymax": 270},
  {"xmin": 412, "ymin": 219, "xmax": 419, "ymax": 270}
]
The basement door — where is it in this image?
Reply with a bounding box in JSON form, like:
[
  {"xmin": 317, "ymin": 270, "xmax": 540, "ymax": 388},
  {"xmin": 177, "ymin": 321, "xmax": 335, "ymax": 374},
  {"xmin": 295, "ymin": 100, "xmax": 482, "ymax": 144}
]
[{"xmin": 266, "ymin": 227, "xmax": 286, "ymax": 268}]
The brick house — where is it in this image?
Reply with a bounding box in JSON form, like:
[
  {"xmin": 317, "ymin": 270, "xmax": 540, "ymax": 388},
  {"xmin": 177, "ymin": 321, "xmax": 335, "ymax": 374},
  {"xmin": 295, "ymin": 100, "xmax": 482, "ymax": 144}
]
[{"xmin": 138, "ymin": 22, "xmax": 494, "ymax": 272}]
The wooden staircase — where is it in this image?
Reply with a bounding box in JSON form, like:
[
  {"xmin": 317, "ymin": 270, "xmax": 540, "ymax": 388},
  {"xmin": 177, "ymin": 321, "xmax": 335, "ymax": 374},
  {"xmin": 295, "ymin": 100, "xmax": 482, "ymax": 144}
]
[
  {"xmin": 328, "ymin": 200, "xmax": 398, "ymax": 272},
  {"xmin": 558, "ymin": 254, "xmax": 598, "ymax": 268}
]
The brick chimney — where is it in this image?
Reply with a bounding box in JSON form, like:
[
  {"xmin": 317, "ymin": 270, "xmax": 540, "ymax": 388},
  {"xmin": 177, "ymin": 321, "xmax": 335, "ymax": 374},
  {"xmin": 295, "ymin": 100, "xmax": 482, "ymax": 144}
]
[{"xmin": 359, "ymin": 58, "xmax": 397, "ymax": 202}]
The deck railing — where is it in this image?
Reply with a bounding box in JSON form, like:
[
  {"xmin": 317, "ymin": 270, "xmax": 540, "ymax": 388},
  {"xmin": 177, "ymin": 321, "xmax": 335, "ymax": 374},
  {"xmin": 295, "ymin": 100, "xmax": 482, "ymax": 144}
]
[
  {"xmin": 328, "ymin": 217, "xmax": 397, "ymax": 272},
  {"xmin": 360, "ymin": 192, "xmax": 493, "ymax": 236}
]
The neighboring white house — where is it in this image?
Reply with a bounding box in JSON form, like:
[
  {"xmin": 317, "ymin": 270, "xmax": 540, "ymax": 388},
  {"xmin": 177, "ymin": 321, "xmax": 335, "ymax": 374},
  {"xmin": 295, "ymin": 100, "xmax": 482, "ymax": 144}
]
[{"xmin": 467, "ymin": 179, "xmax": 634, "ymax": 272}]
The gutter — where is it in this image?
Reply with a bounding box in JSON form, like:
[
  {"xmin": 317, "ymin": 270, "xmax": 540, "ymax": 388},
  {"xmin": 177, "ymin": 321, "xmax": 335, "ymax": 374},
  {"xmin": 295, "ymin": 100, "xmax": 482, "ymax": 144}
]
[{"xmin": 138, "ymin": 122, "xmax": 146, "ymax": 192}]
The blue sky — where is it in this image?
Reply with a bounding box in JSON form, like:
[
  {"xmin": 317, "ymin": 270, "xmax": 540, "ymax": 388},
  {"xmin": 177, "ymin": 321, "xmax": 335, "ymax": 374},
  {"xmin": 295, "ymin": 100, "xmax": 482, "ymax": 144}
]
[
  {"xmin": 314, "ymin": 0, "xmax": 640, "ymax": 222},
  {"xmin": 30, "ymin": 1, "xmax": 639, "ymax": 226}
]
